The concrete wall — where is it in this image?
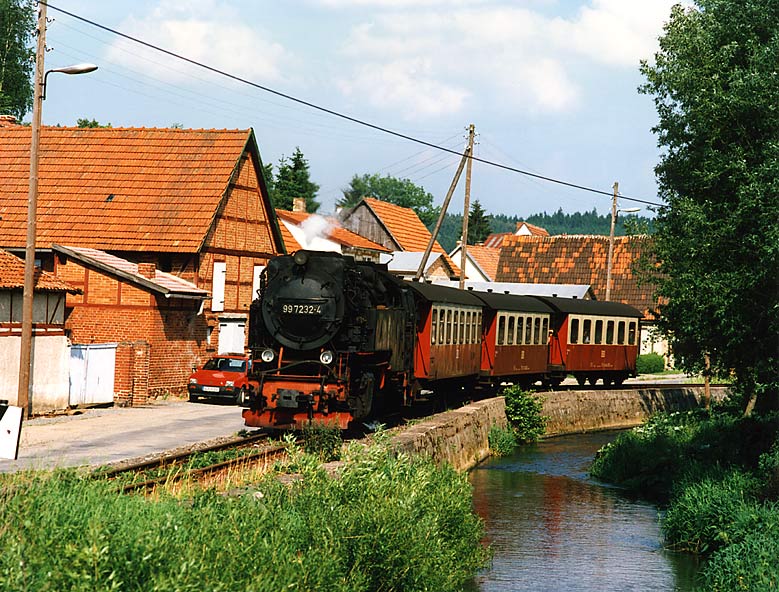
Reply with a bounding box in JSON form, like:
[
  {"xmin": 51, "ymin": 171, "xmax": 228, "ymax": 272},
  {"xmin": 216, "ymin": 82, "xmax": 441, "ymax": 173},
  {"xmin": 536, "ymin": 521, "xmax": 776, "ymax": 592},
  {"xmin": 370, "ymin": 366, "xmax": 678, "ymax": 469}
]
[
  {"xmin": 391, "ymin": 398, "xmax": 507, "ymax": 472},
  {"xmin": 0, "ymin": 335, "xmax": 70, "ymax": 412}
]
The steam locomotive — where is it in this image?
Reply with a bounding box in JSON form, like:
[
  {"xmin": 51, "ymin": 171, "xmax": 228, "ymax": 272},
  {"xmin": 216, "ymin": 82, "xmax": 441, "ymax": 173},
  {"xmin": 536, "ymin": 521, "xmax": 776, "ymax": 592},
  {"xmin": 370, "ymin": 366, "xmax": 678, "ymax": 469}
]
[{"xmin": 240, "ymin": 250, "xmax": 642, "ymax": 430}]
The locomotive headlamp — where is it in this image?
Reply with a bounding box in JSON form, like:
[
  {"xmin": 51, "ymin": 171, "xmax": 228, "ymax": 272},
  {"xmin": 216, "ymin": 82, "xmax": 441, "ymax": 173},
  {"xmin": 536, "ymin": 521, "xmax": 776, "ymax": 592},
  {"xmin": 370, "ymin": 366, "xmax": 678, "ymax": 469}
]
[
  {"xmin": 319, "ymin": 350, "xmax": 334, "ymax": 365},
  {"xmin": 293, "ymin": 251, "xmax": 309, "ymax": 266},
  {"xmin": 260, "ymin": 348, "xmax": 276, "ymax": 363}
]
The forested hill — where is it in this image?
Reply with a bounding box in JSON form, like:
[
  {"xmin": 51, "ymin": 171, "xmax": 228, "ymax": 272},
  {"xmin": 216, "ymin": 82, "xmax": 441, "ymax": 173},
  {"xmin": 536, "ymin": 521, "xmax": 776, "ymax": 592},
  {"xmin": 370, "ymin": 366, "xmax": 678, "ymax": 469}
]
[{"xmin": 433, "ymin": 207, "xmax": 654, "ymax": 252}]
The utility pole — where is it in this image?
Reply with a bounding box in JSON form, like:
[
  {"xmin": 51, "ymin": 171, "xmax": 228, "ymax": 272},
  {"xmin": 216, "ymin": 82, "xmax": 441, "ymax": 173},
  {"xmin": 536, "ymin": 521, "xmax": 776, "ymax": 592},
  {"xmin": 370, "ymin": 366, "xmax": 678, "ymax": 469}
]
[
  {"xmin": 459, "ymin": 124, "xmax": 475, "ymax": 290},
  {"xmin": 18, "ymin": 2, "xmax": 47, "ymax": 417},
  {"xmin": 605, "ymin": 181, "xmax": 618, "ymax": 302},
  {"xmin": 414, "ymin": 145, "xmax": 470, "ymax": 281}
]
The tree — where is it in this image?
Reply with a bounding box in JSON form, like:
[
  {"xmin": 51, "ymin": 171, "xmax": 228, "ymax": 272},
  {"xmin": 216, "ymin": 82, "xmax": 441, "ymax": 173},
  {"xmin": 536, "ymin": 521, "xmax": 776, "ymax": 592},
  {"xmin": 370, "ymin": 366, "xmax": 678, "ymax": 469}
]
[
  {"xmin": 339, "ymin": 173, "xmax": 439, "ymax": 227},
  {"xmin": 0, "ymin": 0, "xmax": 35, "ymax": 119},
  {"xmin": 467, "ymin": 199, "xmax": 492, "ymax": 245},
  {"xmin": 641, "ymin": 0, "xmax": 779, "ymax": 410},
  {"xmin": 76, "ymin": 118, "xmax": 111, "ymax": 128},
  {"xmin": 272, "ymin": 147, "xmax": 320, "ymax": 213}
]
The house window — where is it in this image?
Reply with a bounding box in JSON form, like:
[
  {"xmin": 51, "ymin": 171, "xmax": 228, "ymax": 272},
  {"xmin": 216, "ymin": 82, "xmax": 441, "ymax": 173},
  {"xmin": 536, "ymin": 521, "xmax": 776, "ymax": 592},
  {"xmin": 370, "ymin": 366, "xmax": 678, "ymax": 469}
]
[{"xmin": 212, "ymin": 261, "xmax": 227, "ymax": 312}]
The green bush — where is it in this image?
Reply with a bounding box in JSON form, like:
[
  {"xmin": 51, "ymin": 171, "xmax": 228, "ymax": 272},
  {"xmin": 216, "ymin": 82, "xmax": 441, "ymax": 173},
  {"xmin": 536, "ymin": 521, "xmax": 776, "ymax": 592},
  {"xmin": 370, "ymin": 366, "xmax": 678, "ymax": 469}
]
[
  {"xmin": 636, "ymin": 353, "xmax": 666, "ymax": 374},
  {"xmin": 0, "ymin": 436, "xmax": 488, "ymax": 591},
  {"xmin": 488, "ymin": 425, "xmax": 517, "ymax": 457},
  {"xmin": 502, "ymin": 385, "xmax": 547, "ymax": 443}
]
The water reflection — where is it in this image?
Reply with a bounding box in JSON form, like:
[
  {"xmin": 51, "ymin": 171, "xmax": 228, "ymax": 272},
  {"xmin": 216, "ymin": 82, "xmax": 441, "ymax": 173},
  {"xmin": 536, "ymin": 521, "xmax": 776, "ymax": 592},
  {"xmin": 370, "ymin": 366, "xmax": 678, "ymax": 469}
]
[{"xmin": 468, "ymin": 432, "xmax": 699, "ymax": 591}]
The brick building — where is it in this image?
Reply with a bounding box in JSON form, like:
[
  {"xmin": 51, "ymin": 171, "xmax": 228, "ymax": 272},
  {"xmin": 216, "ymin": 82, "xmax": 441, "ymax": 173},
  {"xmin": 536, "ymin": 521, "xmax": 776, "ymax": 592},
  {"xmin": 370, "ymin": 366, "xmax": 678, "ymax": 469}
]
[{"xmin": 0, "ymin": 126, "xmax": 284, "ymax": 402}]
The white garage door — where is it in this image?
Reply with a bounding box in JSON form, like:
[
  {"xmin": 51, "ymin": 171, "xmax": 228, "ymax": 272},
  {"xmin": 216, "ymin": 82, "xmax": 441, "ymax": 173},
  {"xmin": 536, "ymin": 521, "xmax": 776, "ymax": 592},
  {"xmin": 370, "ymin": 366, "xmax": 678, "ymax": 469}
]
[{"xmin": 69, "ymin": 343, "xmax": 116, "ymax": 406}]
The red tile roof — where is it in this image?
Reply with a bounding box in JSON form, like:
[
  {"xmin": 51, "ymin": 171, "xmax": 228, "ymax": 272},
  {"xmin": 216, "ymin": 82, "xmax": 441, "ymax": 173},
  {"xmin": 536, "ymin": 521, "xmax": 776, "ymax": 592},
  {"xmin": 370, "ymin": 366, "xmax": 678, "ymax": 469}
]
[
  {"xmin": 276, "ymin": 210, "xmax": 389, "ymax": 251},
  {"xmin": 362, "ymin": 198, "xmax": 446, "ymax": 254},
  {"xmin": 496, "ymin": 234, "xmax": 657, "ymax": 315},
  {"xmin": 457, "ymin": 244, "xmax": 500, "ymax": 281},
  {"xmin": 0, "ymin": 126, "xmax": 269, "ymax": 252},
  {"xmin": 518, "ymin": 222, "xmax": 550, "ymax": 236},
  {"xmin": 0, "ymin": 248, "xmax": 80, "ymax": 292},
  {"xmin": 483, "ymin": 232, "xmax": 512, "ymax": 249}
]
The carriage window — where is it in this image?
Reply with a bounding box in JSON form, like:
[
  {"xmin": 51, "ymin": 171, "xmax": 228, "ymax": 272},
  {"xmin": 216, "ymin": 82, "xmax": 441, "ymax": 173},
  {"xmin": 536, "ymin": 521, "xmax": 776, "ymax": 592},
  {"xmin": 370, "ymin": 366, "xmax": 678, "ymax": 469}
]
[
  {"xmin": 628, "ymin": 321, "xmax": 637, "ymax": 345},
  {"xmin": 582, "ymin": 319, "xmax": 592, "ymax": 343},
  {"xmin": 446, "ymin": 309, "xmax": 452, "ymax": 344},
  {"xmin": 594, "ymin": 320, "xmax": 604, "ymax": 344},
  {"xmin": 542, "ymin": 317, "xmax": 549, "ymax": 344},
  {"xmin": 570, "ymin": 317, "xmax": 579, "ymax": 344},
  {"xmin": 533, "ymin": 317, "xmax": 541, "ymax": 344},
  {"xmin": 431, "ymin": 308, "xmax": 438, "ymax": 345},
  {"xmin": 438, "ymin": 309, "xmax": 446, "ymax": 345},
  {"xmin": 497, "ymin": 315, "xmax": 506, "ymax": 346},
  {"xmin": 617, "ymin": 321, "xmax": 626, "ymax": 345},
  {"xmin": 525, "ymin": 316, "xmax": 532, "ymax": 344},
  {"xmin": 606, "ymin": 320, "xmax": 615, "ymax": 345},
  {"xmin": 460, "ymin": 310, "xmax": 466, "ymax": 344},
  {"xmin": 475, "ymin": 312, "xmax": 481, "ymax": 343},
  {"xmin": 452, "ymin": 310, "xmax": 460, "ymax": 344},
  {"xmin": 507, "ymin": 316, "xmax": 515, "ymax": 345}
]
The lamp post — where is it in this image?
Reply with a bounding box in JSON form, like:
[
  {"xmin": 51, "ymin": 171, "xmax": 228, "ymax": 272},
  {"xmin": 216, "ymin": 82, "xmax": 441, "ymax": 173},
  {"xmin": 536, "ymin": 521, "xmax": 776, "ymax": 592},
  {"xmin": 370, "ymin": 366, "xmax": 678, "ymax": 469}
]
[
  {"xmin": 17, "ymin": 2, "xmax": 97, "ymax": 417},
  {"xmin": 605, "ymin": 181, "xmax": 640, "ymax": 301}
]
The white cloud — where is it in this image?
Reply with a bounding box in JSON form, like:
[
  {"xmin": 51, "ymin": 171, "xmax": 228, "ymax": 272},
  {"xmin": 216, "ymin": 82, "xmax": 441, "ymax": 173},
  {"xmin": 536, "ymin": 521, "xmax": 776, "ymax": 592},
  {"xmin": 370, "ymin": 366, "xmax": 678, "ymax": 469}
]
[
  {"xmin": 338, "ymin": 59, "xmax": 469, "ymax": 118},
  {"xmin": 334, "ymin": 1, "xmax": 678, "ymax": 118},
  {"xmin": 105, "ymin": 0, "xmax": 288, "ymax": 84}
]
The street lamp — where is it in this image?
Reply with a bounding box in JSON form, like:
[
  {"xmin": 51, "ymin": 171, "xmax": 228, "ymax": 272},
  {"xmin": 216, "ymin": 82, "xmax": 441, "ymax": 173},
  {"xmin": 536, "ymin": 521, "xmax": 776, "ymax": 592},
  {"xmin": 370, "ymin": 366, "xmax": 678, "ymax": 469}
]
[
  {"xmin": 605, "ymin": 181, "xmax": 640, "ymax": 301},
  {"xmin": 17, "ymin": 3, "xmax": 97, "ymax": 417}
]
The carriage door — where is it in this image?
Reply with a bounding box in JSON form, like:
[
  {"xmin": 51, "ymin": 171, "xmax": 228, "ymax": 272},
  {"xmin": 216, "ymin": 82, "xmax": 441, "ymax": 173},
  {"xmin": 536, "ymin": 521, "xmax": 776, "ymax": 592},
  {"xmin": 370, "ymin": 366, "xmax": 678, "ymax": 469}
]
[{"xmin": 217, "ymin": 318, "xmax": 246, "ymax": 354}]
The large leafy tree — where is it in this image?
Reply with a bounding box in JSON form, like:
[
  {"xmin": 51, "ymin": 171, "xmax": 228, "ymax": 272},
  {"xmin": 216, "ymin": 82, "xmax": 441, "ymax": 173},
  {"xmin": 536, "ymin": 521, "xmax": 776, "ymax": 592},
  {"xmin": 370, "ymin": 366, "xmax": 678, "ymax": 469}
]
[
  {"xmin": 339, "ymin": 173, "xmax": 439, "ymax": 227},
  {"xmin": 0, "ymin": 0, "xmax": 35, "ymax": 119},
  {"xmin": 269, "ymin": 147, "xmax": 320, "ymax": 213},
  {"xmin": 467, "ymin": 199, "xmax": 492, "ymax": 245},
  {"xmin": 642, "ymin": 0, "xmax": 779, "ymax": 409}
]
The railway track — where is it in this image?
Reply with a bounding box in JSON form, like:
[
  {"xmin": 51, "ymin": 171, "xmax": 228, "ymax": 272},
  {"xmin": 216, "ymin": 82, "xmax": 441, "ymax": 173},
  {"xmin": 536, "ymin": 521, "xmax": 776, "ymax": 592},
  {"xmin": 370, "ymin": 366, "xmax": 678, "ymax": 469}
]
[{"xmin": 96, "ymin": 432, "xmax": 288, "ymax": 494}]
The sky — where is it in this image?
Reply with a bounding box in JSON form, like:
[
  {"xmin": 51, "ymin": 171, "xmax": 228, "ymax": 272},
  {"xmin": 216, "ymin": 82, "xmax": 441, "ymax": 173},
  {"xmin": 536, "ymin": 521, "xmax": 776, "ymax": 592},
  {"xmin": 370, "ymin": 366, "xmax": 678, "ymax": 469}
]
[{"xmin": 35, "ymin": 0, "xmax": 684, "ymax": 218}]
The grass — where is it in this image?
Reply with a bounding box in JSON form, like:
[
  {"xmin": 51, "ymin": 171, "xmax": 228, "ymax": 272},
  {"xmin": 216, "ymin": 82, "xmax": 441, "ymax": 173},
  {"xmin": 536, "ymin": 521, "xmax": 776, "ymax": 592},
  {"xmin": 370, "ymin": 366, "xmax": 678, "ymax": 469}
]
[{"xmin": 0, "ymin": 432, "xmax": 488, "ymax": 591}]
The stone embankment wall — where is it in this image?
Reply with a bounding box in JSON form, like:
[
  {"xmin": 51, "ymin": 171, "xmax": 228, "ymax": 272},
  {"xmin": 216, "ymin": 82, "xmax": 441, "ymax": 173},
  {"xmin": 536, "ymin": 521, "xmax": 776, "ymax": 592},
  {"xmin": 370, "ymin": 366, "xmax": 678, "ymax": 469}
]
[
  {"xmin": 391, "ymin": 398, "xmax": 507, "ymax": 472},
  {"xmin": 390, "ymin": 386, "xmax": 728, "ymax": 471},
  {"xmin": 541, "ymin": 386, "xmax": 729, "ymax": 436}
]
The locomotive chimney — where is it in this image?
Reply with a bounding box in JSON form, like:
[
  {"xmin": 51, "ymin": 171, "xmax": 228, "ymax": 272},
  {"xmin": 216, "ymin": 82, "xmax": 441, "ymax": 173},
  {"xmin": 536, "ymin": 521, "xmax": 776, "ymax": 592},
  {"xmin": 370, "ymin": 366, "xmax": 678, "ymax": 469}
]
[{"xmin": 292, "ymin": 198, "xmax": 307, "ymax": 213}]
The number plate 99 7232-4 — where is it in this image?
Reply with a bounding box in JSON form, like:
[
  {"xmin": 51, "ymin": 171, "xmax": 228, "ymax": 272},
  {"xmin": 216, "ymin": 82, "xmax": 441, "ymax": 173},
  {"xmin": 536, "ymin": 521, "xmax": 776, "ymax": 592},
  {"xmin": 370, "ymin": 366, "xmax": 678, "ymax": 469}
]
[{"xmin": 281, "ymin": 303, "xmax": 322, "ymax": 315}]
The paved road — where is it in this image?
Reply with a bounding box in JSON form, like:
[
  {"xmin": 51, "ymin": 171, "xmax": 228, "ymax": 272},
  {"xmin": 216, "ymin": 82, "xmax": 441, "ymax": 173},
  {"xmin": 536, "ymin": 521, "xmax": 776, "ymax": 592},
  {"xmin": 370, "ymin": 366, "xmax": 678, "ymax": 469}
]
[{"xmin": 0, "ymin": 400, "xmax": 248, "ymax": 473}]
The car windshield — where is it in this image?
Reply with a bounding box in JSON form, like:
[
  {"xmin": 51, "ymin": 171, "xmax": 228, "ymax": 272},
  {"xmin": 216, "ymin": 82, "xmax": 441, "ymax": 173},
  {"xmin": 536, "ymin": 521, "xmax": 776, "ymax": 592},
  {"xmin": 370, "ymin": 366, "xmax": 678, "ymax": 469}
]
[{"xmin": 202, "ymin": 358, "xmax": 246, "ymax": 372}]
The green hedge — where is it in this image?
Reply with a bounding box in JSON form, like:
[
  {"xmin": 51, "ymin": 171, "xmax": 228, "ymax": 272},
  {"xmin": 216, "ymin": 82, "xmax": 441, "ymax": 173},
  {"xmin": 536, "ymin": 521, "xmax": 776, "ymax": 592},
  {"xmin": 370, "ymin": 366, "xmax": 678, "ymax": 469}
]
[{"xmin": 636, "ymin": 353, "xmax": 666, "ymax": 374}]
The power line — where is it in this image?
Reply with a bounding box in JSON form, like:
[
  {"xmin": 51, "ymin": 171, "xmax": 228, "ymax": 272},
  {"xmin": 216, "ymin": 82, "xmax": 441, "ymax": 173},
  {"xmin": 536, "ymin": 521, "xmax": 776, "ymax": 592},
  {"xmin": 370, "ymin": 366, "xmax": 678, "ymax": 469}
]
[{"xmin": 43, "ymin": 1, "xmax": 663, "ymax": 209}]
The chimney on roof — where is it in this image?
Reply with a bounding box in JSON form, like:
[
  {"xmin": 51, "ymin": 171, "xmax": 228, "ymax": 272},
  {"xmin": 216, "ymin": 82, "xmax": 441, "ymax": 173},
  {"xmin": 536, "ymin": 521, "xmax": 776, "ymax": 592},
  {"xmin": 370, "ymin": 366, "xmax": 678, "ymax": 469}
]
[
  {"xmin": 293, "ymin": 198, "xmax": 307, "ymax": 213},
  {"xmin": 137, "ymin": 262, "xmax": 157, "ymax": 279},
  {"xmin": 0, "ymin": 114, "xmax": 19, "ymax": 127}
]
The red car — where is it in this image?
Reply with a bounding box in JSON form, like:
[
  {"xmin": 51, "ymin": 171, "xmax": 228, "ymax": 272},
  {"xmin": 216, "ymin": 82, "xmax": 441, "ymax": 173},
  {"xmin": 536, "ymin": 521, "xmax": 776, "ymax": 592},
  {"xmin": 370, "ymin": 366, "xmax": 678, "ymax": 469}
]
[{"xmin": 188, "ymin": 354, "xmax": 253, "ymax": 403}]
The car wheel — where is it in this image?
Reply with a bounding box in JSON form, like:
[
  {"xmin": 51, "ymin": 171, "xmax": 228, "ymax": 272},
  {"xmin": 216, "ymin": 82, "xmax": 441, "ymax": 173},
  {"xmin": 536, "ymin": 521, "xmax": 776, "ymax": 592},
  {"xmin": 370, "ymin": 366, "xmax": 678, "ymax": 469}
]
[{"xmin": 235, "ymin": 387, "xmax": 246, "ymax": 405}]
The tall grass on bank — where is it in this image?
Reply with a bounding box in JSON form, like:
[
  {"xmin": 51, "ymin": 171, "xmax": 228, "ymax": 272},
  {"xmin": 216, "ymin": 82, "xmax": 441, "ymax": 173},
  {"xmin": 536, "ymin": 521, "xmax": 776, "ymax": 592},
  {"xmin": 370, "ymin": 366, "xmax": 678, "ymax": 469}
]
[
  {"xmin": 590, "ymin": 408, "xmax": 779, "ymax": 591},
  {"xmin": 0, "ymin": 434, "xmax": 488, "ymax": 592}
]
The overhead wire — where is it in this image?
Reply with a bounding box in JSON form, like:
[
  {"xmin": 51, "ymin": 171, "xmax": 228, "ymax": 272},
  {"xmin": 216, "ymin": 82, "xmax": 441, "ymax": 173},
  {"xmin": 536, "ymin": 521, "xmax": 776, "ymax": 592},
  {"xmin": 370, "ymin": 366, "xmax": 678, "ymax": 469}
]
[{"xmin": 42, "ymin": 1, "xmax": 663, "ymax": 209}]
